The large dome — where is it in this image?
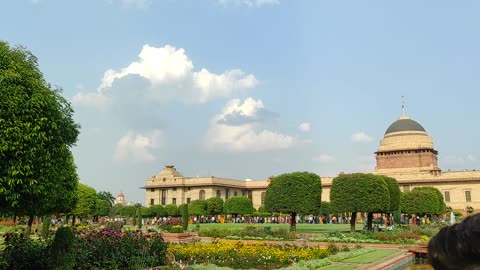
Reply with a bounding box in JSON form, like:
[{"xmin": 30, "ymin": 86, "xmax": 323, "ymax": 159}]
[{"xmin": 385, "ymin": 116, "xmax": 426, "ymax": 135}]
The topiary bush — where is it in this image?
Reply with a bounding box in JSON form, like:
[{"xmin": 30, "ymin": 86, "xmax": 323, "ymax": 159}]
[{"xmin": 49, "ymin": 226, "xmax": 76, "ymax": 270}]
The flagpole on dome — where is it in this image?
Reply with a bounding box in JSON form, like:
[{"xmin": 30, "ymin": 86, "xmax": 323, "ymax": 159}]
[{"xmin": 402, "ymin": 96, "xmax": 405, "ymax": 116}]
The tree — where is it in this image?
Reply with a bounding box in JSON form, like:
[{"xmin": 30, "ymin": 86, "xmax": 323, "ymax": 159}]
[
  {"xmin": 206, "ymin": 197, "xmax": 224, "ymax": 215},
  {"xmin": 189, "ymin": 200, "xmax": 207, "ymax": 217},
  {"xmin": 164, "ymin": 204, "xmax": 178, "ymax": 216},
  {"xmin": 320, "ymin": 201, "xmax": 331, "ymax": 217},
  {"xmin": 224, "ymin": 196, "xmax": 254, "ymax": 217},
  {"xmin": 412, "ymin": 186, "xmax": 446, "ymax": 215},
  {"xmin": 265, "ymin": 172, "xmax": 322, "ymax": 232},
  {"xmin": 330, "ymin": 173, "xmax": 390, "ymax": 232},
  {"xmin": 179, "ymin": 204, "xmax": 189, "ymax": 230},
  {"xmin": 401, "ymin": 186, "xmax": 445, "ymax": 216},
  {"xmin": 0, "ymin": 41, "xmax": 80, "ymax": 234},
  {"xmin": 149, "ymin": 205, "xmax": 166, "ymax": 218},
  {"xmin": 95, "ymin": 199, "xmax": 111, "ymax": 217},
  {"xmin": 71, "ymin": 183, "xmax": 97, "ymax": 224},
  {"xmin": 117, "ymin": 205, "xmax": 137, "ymax": 218},
  {"xmin": 378, "ymin": 175, "xmax": 401, "ymax": 213},
  {"xmin": 97, "ymin": 191, "xmax": 115, "ymax": 207}
]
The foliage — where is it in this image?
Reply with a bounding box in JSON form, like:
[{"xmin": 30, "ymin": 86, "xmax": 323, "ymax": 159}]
[
  {"xmin": 412, "ymin": 186, "xmax": 446, "ymax": 215},
  {"xmin": 97, "ymin": 191, "xmax": 115, "ymax": 207},
  {"xmin": 116, "ymin": 204, "xmax": 137, "ymax": 217},
  {"xmin": 168, "ymin": 225, "xmax": 184, "ymax": 233},
  {"xmin": 377, "ymin": 175, "xmax": 401, "ymax": 212},
  {"xmin": 141, "ymin": 207, "xmax": 154, "ymax": 218},
  {"xmin": 49, "ymin": 226, "xmax": 76, "ymax": 269},
  {"xmin": 149, "ymin": 205, "xmax": 166, "ymax": 218},
  {"xmin": 265, "ymin": 172, "xmax": 322, "ymax": 216},
  {"xmin": 179, "ymin": 204, "xmax": 189, "ymax": 231},
  {"xmin": 73, "ymin": 227, "xmax": 167, "ymax": 269},
  {"xmin": 164, "ymin": 204, "xmax": 178, "ymax": 216},
  {"xmin": 401, "ymin": 187, "xmax": 442, "ymax": 215},
  {"xmin": 72, "ymin": 183, "xmax": 97, "ymax": 219},
  {"xmin": 330, "ymin": 173, "xmax": 390, "ymax": 231},
  {"xmin": 257, "ymin": 205, "xmax": 267, "ymax": 213},
  {"xmin": 206, "ymin": 197, "xmax": 224, "ymax": 215},
  {"xmin": 224, "ymin": 196, "xmax": 254, "ymax": 215},
  {"xmin": 41, "ymin": 216, "xmax": 51, "ymax": 238},
  {"xmin": 189, "ymin": 200, "xmax": 208, "ymax": 216},
  {"xmin": 320, "ymin": 201, "xmax": 331, "ymax": 216},
  {"xmin": 0, "ymin": 233, "xmax": 50, "ymax": 269},
  {"xmin": 95, "ymin": 199, "xmax": 111, "ymax": 217},
  {"xmin": 168, "ymin": 240, "xmax": 330, "ymax": 269},
  {"xmin": 0, "ymin": 41, "xmax": 80, "ymax": 226},
  {"xmin": 104, "ymin": 221, "xmax": 123, "ymax": 231},
  {"xmin": 136, "ymin": 208, "xmax": 142, "ymax": 229}
]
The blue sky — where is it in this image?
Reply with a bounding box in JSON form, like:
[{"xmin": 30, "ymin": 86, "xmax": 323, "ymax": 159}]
[{"xmin": 2, "ymin": 0, "xmax": 480, "ymax": 204}]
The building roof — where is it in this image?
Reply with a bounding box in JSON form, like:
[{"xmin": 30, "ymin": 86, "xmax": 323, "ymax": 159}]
[
  {"xmin": 117, "ymin": 192, "xmax": 124, "ymax": 198},
  {"xmin": 385, "ymin": 116, "xmax": 426, "ymax": 135}
]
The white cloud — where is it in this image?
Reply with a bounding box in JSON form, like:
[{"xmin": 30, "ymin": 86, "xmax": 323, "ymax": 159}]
[
  {"xmin": 71, "ymin": 92, "xmax": 112, "ymax": 111},
  {"xmin": 217, "ymin": 0, "xmax": 280, "ymax": 7},
  {"xmin": 73, "ymin": 44, "xmax": 257, "ymax": 108},
  {"xmin": 467, "ymin": 154, "xmax": 477, "ymax": 161},
  {"xmin": 313, "ymin": 154, "xmax": 335, "ymax": 163},
  {"xmin": 204, "ymin": 98, "xmax": 297, "ymax": 152},
  {"xmin": 113, "ymin": 129, "xmax": 162, "ymax": 162},
  {"xmin": 298, "ymin": 122, "xmax": 311, "ymax": 132},
  {"xmin": 351, "ymin": 131, "xmax": 373, "ymax": 143}
]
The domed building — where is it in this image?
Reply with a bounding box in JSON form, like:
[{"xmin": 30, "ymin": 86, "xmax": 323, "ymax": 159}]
[
  {"xmin": 143, "ymin": 115, "xmax": 480, "ymax": 215},
  {"xmin": 115, "ymin": 191, "xmax": 126, "ymax": 205}
]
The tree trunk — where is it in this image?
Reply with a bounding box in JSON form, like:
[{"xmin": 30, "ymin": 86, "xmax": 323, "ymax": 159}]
[
  {"xmin": 25, "ymin": 215, "xmax": 34, "ymax": 237},
  {"xmin": 290, "ymin": 212, "xmax": 297, "ymax": 232},
  {"xmin": 367, "ymin": 212, "xmax": 374, "ymax": 231},
  {"xmin": 71, "ymin": 215, "xmax": 76, "ymax": 226},
  {"xmin": 350, "ymin": 212, "xmax": 356, "ymax": 232}
]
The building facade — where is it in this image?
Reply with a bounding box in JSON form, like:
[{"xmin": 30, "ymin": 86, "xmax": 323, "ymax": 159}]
[{"xmin": 143, "ymin": 115, "xmax": 480, "ymax": 215}]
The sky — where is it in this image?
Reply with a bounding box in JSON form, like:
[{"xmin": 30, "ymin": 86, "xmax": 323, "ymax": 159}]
[{"xmin": 2, "ymin": 0, "xmax": 480, "ymax": 204}]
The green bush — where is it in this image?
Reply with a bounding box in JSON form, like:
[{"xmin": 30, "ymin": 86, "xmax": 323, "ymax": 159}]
[
  {"xmin": 199, "ymin": 227, "xmax": 233, "ymax": 238},
  {"xmin": 327, "ymin": 243, "xmax": 339, "ymax": 255},
  {"xmin": 49, "ymin": 226, "xmax": 76, "ymax": 270},
  {"xmin": 105, "ymin": 221, "xmax": 124, "ymax": 231},
  {"xmin": 41, "ymin": 216, "xmax": 51, "ymax": 239},
  {"xmin": 0, "ymin": 233, "xmax": 50, "ymax": 270}
]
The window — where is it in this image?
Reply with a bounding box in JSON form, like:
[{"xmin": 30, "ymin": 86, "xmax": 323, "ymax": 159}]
[
  {"xmin": 163, "ymin": 178, "xmax": 166, "ymax": 182},
  {"xmin": 187, "ymin": 198, "xmax": 191, "ymax": 204},
  {"xmin": 403, "ymin": 185, "xmax": 410, "ymax": 192},
  {"xmin": 188, "ymin": 187, "xmax": 191, "ymax": 191},
  {"xmin": 226, "ymin": 189, "xmax": 230, "ymax": 199},
  {"xmin": 465, "ymin": 190, "xmax": 472, "ymax": 202},
  {"xmin": 261, "ymin": 192, "xmax": 266, "ymax": 205},
  {"xmin": 216, "ymin": 190, "xmax": 221, "ymax": 198},
  {"xmin": 161, "ymin": 189, "xmax": 167, "ymax": 205},
  {"xmin": 444, "ymin": 191, "xmax": 450, "ymax": 203},
  {"xmin": 172, "ymin": 198, "xmax": 177, "ymax": 204},
  {"xmin": 173, "ymin": 187, "xmax": 177, "ymax": 191},
  {"xmin": 150, "ymin": 198, "xmax": 154, "ymax": 206},
  {"xmin": 199, "ymin": 190, "xmax": 205, "ymax": 200},
  {"xmin": 234, "ymin": 191, "xmax": 238, "ymax": 196}
]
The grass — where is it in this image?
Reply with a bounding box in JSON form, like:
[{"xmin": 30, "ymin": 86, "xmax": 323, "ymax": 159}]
[
  {"xmin": 341, "ymin": 249, "xmax": 401, "ymax": 264},
  {"xmin": 188, "ymin": 223, "xmax": 364, "ymax": 233},
  {"xmin": 318, "ymin": 265, "xmax": 358, "ymax": 270}
]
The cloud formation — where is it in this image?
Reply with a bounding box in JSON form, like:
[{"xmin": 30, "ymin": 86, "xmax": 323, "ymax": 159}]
[
  {"xmin": 217, "ymin": 0, "xmax": 279, "ymax": 8},
  {"xmin": 204, "ymin": 98, "xmax": 297, "ymax": 152},
  {"xmin": 298, "ymin": 122, "xmax": 311, "ymax": 132},
  {"xmin": 351, "ymin": 131, "xmax": 373, "ymax": 143},
  {"xmin": 73, "ymin": 44, "xmax": 257, "ymax": 109},
  {"xmin": 113, "ymin": 129, "xmax": 162, "ymax": 162}
]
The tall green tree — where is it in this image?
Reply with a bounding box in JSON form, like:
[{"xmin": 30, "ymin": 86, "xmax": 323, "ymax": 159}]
[
  {"xmin": 97, "ymin": 191, "xmax": 115, "ymax": 207},
  {"xmin": 149, "ymin": 205, "xmax": 166, "ymax": 217},
  {"xmin": 206, "ymin": 197, "xmax": 224, "ymax": 215},
  {"xmin": 0, "ymin": 41, "xmax": 80, "ymax": 234},
  {"xmin": 401, "ymin": 186, "xmax": 445, "ymax": 216},
  {"xmin": 265, "ymin": 172, "xmax": 322, "ymax": 232},
  {"xmin": 412, "ymin": 186, "xmax": 446, "ymax": 215},
  {"xmin": 189, "ymin": 200, "xmax": 207, "ymax": 216},
  {"xmin": 320, "ymin": 201, "xmax": 331, "ymax": 217},
  {"xmin": 378, "ymin": 175, "xmax": 401, "ymax": 213},
  {"xmin": 330, "ymin": 173, "xmax": 390, "ymax": 232},
  {"xmin": 95, "ymin": 199, "xmax": 111, "ymax": 217},
  {"xmin": 71, "ymin": 183, "xmax": 97, "ymax": 224},
  {"xmin": 224, "ymin": 196, "xmax": 254, "ymax": 217},
  {"xmin": 164, "ymin": 204, "xmax": 178, "ymax": 216}
]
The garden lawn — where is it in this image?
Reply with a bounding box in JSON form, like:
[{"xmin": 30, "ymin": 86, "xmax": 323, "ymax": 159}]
[
  {"xmin": 190, "ymin": 223, "xmax": 363, "ymax": 233},
  {"xmin": 341, "ymin": 249, "xmax": 401, "ymax": 264},
  {"xmin": 318, "ymin": 265, "xmax": 357, "ymax": 270}
]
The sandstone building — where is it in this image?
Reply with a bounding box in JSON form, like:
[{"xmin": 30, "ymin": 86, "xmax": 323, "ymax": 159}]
[{"xmin": 143, "ymin": 115, "xmax": 479, "ymax": 215}]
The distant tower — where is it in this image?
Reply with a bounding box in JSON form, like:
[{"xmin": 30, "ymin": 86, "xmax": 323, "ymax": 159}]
[{"xmin": 115, "ymin": 191, "xmax": 126, "ymax": 205}]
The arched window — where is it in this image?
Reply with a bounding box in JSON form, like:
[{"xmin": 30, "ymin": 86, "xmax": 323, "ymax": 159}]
[
  {"xmin": 234, "ymin": 191, "xmax": 238, "ymax": 196},
  {"xmin": 199, "ymin": 190, "xmax": 205, "ymax": 200},
  {"xmin": 216, "ymin": 190, "xmax": 221, "ymax": 198},
  {"xmin": 261, "ymin": 192, "xmax": 266, "ymax": 205}
]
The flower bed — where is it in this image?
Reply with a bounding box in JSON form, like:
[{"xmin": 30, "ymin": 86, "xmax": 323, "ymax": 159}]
[{"xmin": 168, "ymin": 240, "xmax": 330, "ymax": 269}]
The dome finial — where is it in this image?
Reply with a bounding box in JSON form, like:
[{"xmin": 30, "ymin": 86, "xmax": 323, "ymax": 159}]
[{"xmin": 402, "ymin": 96, "xmax": 405, "ymax": 116}]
